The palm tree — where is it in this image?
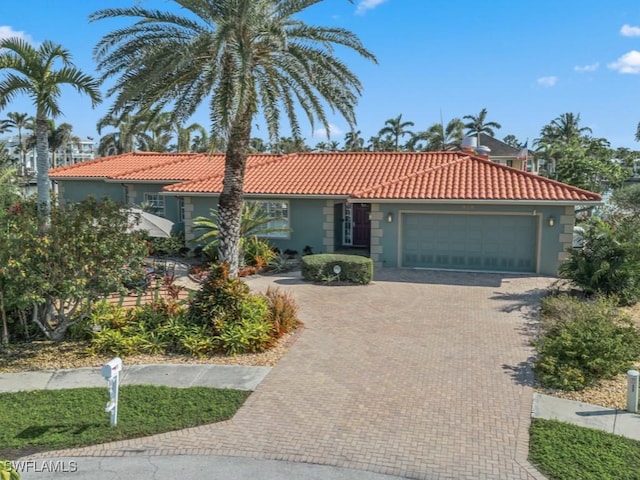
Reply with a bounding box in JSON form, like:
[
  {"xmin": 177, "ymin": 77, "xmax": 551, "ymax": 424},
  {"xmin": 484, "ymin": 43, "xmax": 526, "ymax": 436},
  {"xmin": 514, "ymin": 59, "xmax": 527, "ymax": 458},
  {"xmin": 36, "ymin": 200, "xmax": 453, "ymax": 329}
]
[
  {"xmin": 541, "ymin": 112, "xmax": 592, "ymax": 144},
  {"xmin": 502, "ymin": 134, "xmax": 522, "ymax": 149},
  {"xmin": 414, "ymin": 118, "xmax": 464, "ymax": 152},
  {"xmin": 92, "ymin": 1, "xmax": 375, "ymax": 275},
  {"xmin": 0, "ymin": 38, "xmax": 101, "ymax": 225},
  {"xmin": 5, "ymin": 112, "xmax": 29, "ymax": 168},
  {"xmin": 463, "ymin": 108, "xmax": 502, "ymax": 144},
  {"xmin": 344, "ymin": 130, "xmax": 364, "ymax": 152},
  {"xmin": 97, "ymin": 111, "xmax": 150, "ymax": 156},
  {"xmin": 378, "ymin": 114, "xmax": 415, "ymax": 151},
  {"xmin": 48, "ymin": 122, "xmax": 79, "ymax": 168},
  {"xmin": 177, "ymin": 122, "xmax": 208, "ymax": 152}
]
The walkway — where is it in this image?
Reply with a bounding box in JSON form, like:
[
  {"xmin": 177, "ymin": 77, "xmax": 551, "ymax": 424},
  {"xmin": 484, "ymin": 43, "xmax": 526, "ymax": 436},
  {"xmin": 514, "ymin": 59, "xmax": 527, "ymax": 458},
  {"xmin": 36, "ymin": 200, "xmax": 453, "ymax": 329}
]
[{"xmin": 22, "ymin": 269, "xmax": 553, "ymax": 479}]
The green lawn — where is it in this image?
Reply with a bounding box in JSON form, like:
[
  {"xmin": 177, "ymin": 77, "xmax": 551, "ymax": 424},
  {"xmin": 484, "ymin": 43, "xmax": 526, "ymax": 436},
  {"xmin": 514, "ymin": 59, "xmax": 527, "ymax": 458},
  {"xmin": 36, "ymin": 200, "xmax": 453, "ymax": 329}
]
[
  {"xmin": 0, "ymin": 385, "xmax": 249, "ymax": 459},
  {"xmin": 529, "ymin": 418, "xmax": 640, "ymax": 480}
]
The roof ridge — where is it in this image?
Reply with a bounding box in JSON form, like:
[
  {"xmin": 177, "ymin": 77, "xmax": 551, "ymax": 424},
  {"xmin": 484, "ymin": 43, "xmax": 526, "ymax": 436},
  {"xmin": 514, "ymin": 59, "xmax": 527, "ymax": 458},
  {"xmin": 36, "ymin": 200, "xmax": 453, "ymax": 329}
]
[{"xmin": 351, "ymin": 152, "xmax": 468, "ymax": 197}]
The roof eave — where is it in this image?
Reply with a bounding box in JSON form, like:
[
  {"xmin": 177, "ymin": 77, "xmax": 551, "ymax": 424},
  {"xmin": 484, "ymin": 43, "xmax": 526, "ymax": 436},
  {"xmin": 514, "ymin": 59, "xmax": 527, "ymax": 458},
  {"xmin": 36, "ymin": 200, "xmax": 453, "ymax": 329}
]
[{"xmin": 349, "ymin": 198, "xmax": 603, "ymax": 206}]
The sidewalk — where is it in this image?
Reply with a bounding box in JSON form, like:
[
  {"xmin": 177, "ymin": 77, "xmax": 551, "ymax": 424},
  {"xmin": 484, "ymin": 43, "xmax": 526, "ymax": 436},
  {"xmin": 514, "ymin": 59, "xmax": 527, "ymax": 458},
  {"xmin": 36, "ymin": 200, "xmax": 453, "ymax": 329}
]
[
  {"xmin": 532, "ymin": 393, "xmax": 640, "ymax": 441},
  {"xmin": 0, "ymin": 364, "xmax": 271, "ymax": 393}
]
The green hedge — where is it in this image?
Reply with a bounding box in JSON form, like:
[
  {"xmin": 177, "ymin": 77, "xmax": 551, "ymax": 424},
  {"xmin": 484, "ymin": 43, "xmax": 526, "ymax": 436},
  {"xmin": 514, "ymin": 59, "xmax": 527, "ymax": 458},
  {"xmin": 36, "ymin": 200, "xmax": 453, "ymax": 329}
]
[{"xmin": 301, "ymin": 254, "xmax": 373, "ymax": 284}]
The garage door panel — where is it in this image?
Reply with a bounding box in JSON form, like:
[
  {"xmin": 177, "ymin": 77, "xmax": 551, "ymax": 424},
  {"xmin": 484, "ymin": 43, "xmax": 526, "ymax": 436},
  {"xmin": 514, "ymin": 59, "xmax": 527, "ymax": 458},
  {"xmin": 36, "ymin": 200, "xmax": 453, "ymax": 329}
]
[{"xmin": 402, "ymin": 213, "xmax": 536, "ymax": 273}]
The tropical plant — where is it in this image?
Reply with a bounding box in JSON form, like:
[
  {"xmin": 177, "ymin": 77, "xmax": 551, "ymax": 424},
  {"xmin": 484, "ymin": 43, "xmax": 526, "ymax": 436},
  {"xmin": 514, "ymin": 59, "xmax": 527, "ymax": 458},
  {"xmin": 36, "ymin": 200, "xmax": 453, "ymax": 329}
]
[
  {"xmin": 97, "ymin": 111, "xmax": 149, "ymax": 156},
  {"xmin": 0, "ymin": 38, "xmax": 101, "ymax": 227},
  {"xmin": 91, "ymin": 0, "xmax": 376, "ymax": 275},
  {"xmin": 193, "ymin": 202, "xmax": 289, "ymax": 262},
  {"xmin": 177, "ymin": 122, "xmax": 208, "ymax": 152},
  {"xmin": 47, "ymin": 121, "xmax": 79, "ymax": 168},
  {"xmin": 463, "ymin": 107, "xmax": 502, "ymax": 141},
  {"xmin": 502, "ymin": 134, "xmax": 522, "ymax": 149},
  {"xmin": 378, "ymin": 114, "xmax": 415, "ymax": 151}
]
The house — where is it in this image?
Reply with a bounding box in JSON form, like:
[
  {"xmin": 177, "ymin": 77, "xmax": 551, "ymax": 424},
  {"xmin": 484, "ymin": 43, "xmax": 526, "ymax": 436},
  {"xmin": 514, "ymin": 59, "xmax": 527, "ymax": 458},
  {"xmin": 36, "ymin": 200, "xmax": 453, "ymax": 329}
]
[
  {"xmin": 469, "ymin": 133, "xmax": 535, "ymax": 172},
  {"xmin": 50, "ymin": 150, "xmax": 601, "ymax": 276}
]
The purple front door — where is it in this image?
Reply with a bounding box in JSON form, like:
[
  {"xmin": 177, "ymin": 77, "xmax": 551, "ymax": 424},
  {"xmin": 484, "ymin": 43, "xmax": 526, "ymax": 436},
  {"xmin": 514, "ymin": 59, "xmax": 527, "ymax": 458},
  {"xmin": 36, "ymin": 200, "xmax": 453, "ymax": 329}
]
[{"xmin": 352, "ymin": 204, "xmax": 371, "ymax": 247}]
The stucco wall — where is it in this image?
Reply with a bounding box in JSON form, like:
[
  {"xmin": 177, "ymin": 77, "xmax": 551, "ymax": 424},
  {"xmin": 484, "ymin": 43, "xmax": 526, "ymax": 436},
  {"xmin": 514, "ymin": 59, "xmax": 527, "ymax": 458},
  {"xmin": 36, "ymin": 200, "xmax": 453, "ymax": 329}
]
[{"xmin": 57, "ymin": 180, "xmax": 125, "ymax": 206}]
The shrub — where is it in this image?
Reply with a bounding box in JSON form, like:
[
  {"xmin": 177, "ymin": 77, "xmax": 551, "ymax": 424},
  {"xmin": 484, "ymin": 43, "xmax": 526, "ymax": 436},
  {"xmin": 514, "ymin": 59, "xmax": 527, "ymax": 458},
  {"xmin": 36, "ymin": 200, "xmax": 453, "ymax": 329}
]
[
  {"xmin": 0, "ymin": 460, "xmax": 20, "ymax": 480},
  {"xmin": 69, "ymin": 301, "xmax": 131, "ymax": 341},
  {"xmin": 559, "ymin": 217, "xmax": 640, "ymax": 305},
  {"xmin": 264, "ymin": 286, "xmax": 300, "ymax": 337},
  {"xmin": 534, "ymin": 294, "xmax": 640, "ymax": 391},
  {"xmin": 216, "ymin": 296, "xmax": 271, "ymax": 355},
  {"xmin": 243, "ymin": 237, "xmax": 277, "ymax": 269},
  {"xmin": 301, "ymin": 254, "xmax": 373, "ymax": 284}
]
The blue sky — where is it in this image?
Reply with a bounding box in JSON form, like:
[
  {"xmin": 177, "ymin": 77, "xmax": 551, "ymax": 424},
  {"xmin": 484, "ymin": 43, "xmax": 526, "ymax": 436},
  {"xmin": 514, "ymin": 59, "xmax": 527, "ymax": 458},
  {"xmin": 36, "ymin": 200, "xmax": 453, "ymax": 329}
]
[{"xmin": 2, "ymin": 0, "xmax": 640, "ymax": 150}]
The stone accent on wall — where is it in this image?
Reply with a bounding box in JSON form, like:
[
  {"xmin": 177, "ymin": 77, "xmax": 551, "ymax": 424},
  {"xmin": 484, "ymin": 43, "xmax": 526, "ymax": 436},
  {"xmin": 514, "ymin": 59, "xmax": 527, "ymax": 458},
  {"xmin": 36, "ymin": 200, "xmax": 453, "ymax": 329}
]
[
  {"xmin": 370, "ymin": 204, "xmax": 383, "ymax": 267},
  {"xmin": 323, "ymin": 201, "xmax": 335, "ymax": 253},
  {"xmin": 558, "ymin": 206, "xmax": 575, "ymax": 261},
  {"xmin": 184, "ymin": 198, "xmax": 195, "ymax": 243}
]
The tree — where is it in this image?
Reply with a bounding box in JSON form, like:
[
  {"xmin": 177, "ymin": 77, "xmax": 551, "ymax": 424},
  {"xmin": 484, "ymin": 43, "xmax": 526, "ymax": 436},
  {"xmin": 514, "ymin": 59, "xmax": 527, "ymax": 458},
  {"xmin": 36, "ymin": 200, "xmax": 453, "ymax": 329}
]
[
  {"xmin": 378, "ymin": 114, "xmax": 414, "ymax": 151},
  {"xmin": 5, "ymin": 112, "xmax": 30, "ymax": 167},
  {"xmin": 0, "ymin": 38, "xmax": 101, "ymax": 227},
  {"xmin": 91, "ymin": 1, "xmax": 375, "ymax": 275},
  {"xmin": 344, "ymin": 130, "xmax": 364, "ymax": 152},
  {"xmin": 502, "ymin": 134, "xmax": 522, "ymax": 149},
  {"xmin": 177, "ymin": 122, "xmax": 208, "ymax": 152},
  {"xmin": 463, "ymin": 108, "xmax": 502, "ymax": 141},
  {"xmin": 541, "ymin": 112, "xmax": 592, "ymax": 145},
  {"xmin": 48, "ymin": 121, "xmax": 79, "ymax": 168},
  {"xmin": 416, "ymin": 118, "xmax": 464, "ymax": 151},
  {"xmin": 97, "ymin": 112, "xmax": 149, "ymax": 156},
  {"xmin": 0, "ymin": 198, "xmax": 148, "ymax": 342}
]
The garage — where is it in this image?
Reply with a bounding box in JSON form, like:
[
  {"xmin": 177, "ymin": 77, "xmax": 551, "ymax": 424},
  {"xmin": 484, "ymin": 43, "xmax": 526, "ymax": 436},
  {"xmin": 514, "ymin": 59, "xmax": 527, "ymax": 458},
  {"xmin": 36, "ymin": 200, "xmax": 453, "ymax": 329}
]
[{"xmin": 401, "ymin": 213, "xmax": 537, "ymax": 273}]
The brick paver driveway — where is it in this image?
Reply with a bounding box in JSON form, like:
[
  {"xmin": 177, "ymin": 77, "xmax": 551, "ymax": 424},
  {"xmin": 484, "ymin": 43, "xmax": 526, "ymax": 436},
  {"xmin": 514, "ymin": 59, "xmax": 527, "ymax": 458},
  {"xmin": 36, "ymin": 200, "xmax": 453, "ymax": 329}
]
[{"xmin": 58, "ymin": 269, "xmax": 554, "ymax": 479}]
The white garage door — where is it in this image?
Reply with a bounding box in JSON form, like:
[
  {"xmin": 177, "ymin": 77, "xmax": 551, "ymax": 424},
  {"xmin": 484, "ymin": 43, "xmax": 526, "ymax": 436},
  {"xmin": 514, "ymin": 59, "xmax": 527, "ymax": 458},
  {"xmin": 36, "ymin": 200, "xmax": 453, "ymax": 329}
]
[{"xmin": 401, "ymin": 213, "xmax": 537, "ymax": 273}]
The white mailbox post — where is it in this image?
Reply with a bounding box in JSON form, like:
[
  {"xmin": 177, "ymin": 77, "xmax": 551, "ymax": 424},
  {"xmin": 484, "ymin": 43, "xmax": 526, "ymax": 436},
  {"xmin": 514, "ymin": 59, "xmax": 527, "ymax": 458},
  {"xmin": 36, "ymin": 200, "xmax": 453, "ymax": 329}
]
[{"xmin": 101, "ymin": 357, "xmax": 122, "ymax": 427}]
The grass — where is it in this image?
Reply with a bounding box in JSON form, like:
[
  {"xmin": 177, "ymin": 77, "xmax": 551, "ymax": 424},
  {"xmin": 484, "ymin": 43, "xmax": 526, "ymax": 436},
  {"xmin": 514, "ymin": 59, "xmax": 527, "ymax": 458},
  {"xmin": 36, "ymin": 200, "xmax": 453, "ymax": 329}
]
[
  {"xmin": 529, "ymin": 418, "xmax": 640, "ymax": 479},
  {"xmin": 0, "ymin": 385, "xmax": 249, "ymax": 459}
]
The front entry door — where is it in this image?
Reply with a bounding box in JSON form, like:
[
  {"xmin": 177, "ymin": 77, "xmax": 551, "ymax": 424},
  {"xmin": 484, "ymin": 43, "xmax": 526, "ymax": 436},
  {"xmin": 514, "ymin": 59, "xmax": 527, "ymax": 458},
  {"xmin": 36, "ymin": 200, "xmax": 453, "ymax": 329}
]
[{"xmin": 352, "ymin": 203, "xmax": 371, "ymax": 247}]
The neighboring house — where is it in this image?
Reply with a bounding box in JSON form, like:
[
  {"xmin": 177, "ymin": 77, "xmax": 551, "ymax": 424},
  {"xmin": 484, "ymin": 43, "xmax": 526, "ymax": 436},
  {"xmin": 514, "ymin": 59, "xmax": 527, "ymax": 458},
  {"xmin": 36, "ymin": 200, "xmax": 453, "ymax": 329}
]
[
  {"xmin": 472, "ymin": 133, "xmax": 535, "ymax": 172},
  {"xmin": 50, "ymin": 150, "xmax": 601, "ymax": 276}
]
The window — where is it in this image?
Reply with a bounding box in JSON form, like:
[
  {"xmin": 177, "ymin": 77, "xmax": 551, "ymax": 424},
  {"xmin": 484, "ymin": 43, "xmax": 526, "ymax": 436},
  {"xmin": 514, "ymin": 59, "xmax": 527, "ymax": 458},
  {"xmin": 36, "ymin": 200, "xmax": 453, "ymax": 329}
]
[
  {"xmin": 177, "ymin": 198, "xmax": 185, "ymax": 223},
  {"xmin": 246, "ymin": 200, "xmax": 289, "ymax": 238},
  {"xmin": 144, "ymin": 193, "xmax": 166, "ymax": 216}
]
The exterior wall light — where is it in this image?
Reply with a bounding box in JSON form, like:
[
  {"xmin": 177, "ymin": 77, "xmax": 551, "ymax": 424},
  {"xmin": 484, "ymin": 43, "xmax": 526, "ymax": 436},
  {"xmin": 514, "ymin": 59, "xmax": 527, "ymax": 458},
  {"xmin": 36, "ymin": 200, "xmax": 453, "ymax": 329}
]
[
  {"xmin": 387, "ymin": 213, "xmax": 394, "ymax": 223},
  {"xmin": 548, "ymin": 216, "xmax": 555, "ymax": 227}
]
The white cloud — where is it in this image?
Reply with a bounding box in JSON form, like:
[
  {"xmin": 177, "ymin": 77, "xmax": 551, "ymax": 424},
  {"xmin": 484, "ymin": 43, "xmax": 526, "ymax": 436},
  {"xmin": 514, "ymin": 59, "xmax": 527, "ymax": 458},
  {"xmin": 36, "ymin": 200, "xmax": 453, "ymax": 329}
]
[
  {"xmin": 621, "ymin": 24, "xmax": 640, "ymax": 37},
  {"xmin": 608, "ymin": 50, "xmax": 640, "ymax": 74},
  {"xmin": 574, "ymin": 62, "xmax": 599, "ymax": 73},
  {"xmin": 0, "ymin": 26, "xmax": 34, "ymax": 43},
  {"xmin": 356, "ymin": 0, "xmax": 388, "ymax": 15},
  {"xmin": 537, "ymin": 76, "xmax": 558, "ymax": 87},
  {"xmin": 312, "ymin": 123, "xmax": 344, "ymax": 140}
]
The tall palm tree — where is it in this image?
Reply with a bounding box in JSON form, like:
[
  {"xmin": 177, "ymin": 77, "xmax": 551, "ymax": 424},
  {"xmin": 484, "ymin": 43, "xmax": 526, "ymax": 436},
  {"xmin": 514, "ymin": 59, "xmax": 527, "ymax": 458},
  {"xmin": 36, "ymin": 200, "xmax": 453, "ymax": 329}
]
[
  {"xmin": 413, "ymin": 118, "xmax": 464, "ymax": 152},
  {"xmin": 463, "ymin": 108, "xmax": 502, "ymax": 143},
  {"xmin": 541, "ymin": 112, "xmax": 592, "ymax": 144},
  {"xmin": 344, "ymin": 129, "xmax": 364, "ymax": 152},
  {"xmin": 48, "ymin": 122, "xmax": 79, "ymax": 168},
  {"xmin": 5, "ymin": 112, "xmax": 29, "ymax": 168},
  {"xmin": 0, "ymin": 38, "xmax": 101, "ymax": 225},
  {"xmin": 177, "ymin": 122, "xmax": 208, "ymax": 152},
  {"xmin": 378, "ymin": 114, "xmax": 415, "ymax": 151},
  {"xmin": 96, "ymin": 111, "xmax": 150, "ymax": 156},
  {"xmin": 91, "ymin": 0, "xmax": 376, "ymax": 275}
]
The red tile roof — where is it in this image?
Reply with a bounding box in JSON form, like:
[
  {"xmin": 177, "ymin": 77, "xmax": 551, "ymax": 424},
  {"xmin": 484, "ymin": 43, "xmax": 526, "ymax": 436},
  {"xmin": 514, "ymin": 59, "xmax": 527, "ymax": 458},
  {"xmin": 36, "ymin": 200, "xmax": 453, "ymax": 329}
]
[{"xmin": 50, "ymin": 151, "xmax": 602, "ymax": 203}]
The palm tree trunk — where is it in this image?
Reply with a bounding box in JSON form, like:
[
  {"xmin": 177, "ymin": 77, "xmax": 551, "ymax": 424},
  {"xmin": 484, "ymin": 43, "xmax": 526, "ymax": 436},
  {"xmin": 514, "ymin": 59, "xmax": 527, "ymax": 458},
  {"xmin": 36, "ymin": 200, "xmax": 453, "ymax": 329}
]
[
  {"xmin": 35, "ymin": 114, "xmax": 51, "ymax": 230},
  {"xmin": 218, "ymin": 110, "xmax": 252, "ymax": 276}
]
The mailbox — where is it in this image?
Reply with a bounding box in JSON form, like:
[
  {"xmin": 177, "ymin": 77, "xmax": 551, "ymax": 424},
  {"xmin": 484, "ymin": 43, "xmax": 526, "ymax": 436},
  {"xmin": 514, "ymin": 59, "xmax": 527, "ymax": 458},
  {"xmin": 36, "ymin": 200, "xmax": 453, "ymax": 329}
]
[
  {"xmin": 101, "ymin": 357, "xmax": 123, "ymax": 427},
  {"xmin": 101, "ymin": 357, "xmax": 122, "ymax": 379}
]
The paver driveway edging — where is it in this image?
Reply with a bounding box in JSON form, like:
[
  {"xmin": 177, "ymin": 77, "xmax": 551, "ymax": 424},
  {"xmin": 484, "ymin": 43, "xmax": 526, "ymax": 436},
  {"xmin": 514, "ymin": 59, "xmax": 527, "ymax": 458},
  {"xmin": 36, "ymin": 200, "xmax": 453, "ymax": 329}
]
[{"xmin": 24, "ymin": 269, "xmax": 554, "ymax": 480}]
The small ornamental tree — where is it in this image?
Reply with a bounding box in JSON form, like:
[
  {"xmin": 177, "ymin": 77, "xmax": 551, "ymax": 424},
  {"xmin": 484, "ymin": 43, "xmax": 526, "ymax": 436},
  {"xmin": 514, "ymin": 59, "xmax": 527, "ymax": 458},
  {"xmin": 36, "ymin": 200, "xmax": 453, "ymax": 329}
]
[{"xmin": 0, "ymin": 198, "xmax": 148, "ymax": 341}]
